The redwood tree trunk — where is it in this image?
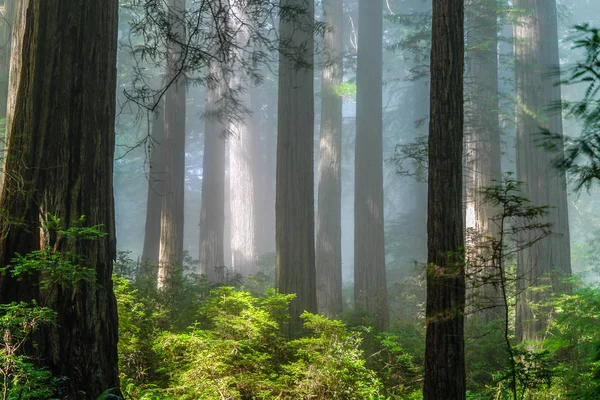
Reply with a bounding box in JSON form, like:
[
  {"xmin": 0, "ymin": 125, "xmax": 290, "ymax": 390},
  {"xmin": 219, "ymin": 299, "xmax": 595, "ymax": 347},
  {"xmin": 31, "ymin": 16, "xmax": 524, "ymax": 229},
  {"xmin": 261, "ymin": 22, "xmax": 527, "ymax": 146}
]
[
  {"xmin": 199, "ymin": 69, "xmax": 226, "ymax": 283},
  {"xmin": 142, "ymin": 102, "xmax": 166, "ymax": 267},
  {"xmin": 276, "ymin": 0, "xmax": 317, "ymax": 337},
  {"xmin": 0, "ymin": 1, "xmax": 120, "ymax": 397},
  {"xmin": 228, "ymin": 5, "xmax": 260, "ymax": 277},
  {"xmin": 157, "ymin": 0, "xmax": 186, "ymax": 290},
  {"xmin": 316, "ymin": 0, "xmax": 343, "ymax": 319},
  {"xmin": 464, "ymin": 0, "xmax": 502, "ymax": 321},
  {"xmin": 354, "ymin": 0, "xmax": 388, "ymax": 330},
  {"xmin": 424, "ymin": 0, "xmax": 466, "ymax": 398},
  {"xmin": 514, "ymin": 0, "xmax": 571, "ymax": 343}
]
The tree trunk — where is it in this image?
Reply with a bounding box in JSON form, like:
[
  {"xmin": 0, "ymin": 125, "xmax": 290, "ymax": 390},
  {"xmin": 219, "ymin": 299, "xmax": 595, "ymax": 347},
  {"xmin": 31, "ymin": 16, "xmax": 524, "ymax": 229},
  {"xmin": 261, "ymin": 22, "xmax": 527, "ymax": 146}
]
[
  {"xmin": 276, "ymin": 0, "xmax": 317, "ymax": 337},
  {"xmin": 316, "ymin": 0, "xmax": 343, "ymax": 319},
  {"xmin": 464, "ymin": 0, "xmax": 502, "ymax": 321},
  {"xmin": 0, "ymin": 0, "xmax": 15, "ymax": 184},
  {"xmin": 228, "ymin": 6, "xmax": 260, "ymax": 277},
  {"xmin": 423, "ymin": 0, "xmax": 465, "ymax": 399},
  {"xmin": 157, "ymin": 0, "xmax": 186, "ymax": 291},
  {"xmin": 199, "ymin": 67, "xmax": 226, "ymax": 283},
  {"xmin": 0, "ymin": 1, "xmax": 120, "ymax": 397},
  {"xmin": 407, "ymin": 0, "xmax": 430, "ymax": 265},
  {"xmin": 141, "ymin": 102, "xmax": 166, "ymax": 267},
  {"xmin": 354, "ymin": 0, "xmax": 388, "ymax": 331},
  {"xmin": 0, "ymin": 0, "xmax": 13, "ymax": 117},
  {"xmin": 514, "ymin": 0, "xmax": 571, "ymax": 343}
]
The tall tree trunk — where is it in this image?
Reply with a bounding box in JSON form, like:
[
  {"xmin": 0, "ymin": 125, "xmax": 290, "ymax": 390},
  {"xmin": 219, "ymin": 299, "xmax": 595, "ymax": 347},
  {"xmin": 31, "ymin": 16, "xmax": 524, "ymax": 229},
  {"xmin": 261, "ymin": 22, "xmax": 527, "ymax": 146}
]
[
  {"xmin": 423, "ymin": 0, "xmax": 465, "ymax": 399},
  {"xmin": 0, "ymin": 1, "xmax": 120, "ymax": 397},
  {"xmin": 199, "ymin": 67, "xmax": 226, "ymax": 283},
  {"xmin": 0, "ymin": 0, "xmax": 13, "ymax": 117},
  {"xmin": 157, "ymin": 0, "xmax": 186, "ymax": 291},
  {"xmin": 316, "ymin": 0, "xmax": 343, "ymax": 319},
  {"xmin": 0, "ymin": 0, "xmax": 15, "ymax": 184},
  {"xmin": 407, "ymin": 0, "xmax": 430, "ymax": 265},
  {"xmin": 228, "ymin": 6, "xmax": 260, "ymax": 277},
  {"xmin": 464, "ymin": 0, "xmax": 502, "ymax": 321},
  {"xmin": 354, "ymin": 0, "xmax": 388, "ymax": 330},
  {"xmin": 142, "ymin": 102, "xmax": 166, "ymax": 267},
  {"xmin": 276, "ymin": 0, "xmax": 317, "ymax": 337},
  {"xmin": 514, "ymin": 0, "xmax": 571, "ymax": 343}
]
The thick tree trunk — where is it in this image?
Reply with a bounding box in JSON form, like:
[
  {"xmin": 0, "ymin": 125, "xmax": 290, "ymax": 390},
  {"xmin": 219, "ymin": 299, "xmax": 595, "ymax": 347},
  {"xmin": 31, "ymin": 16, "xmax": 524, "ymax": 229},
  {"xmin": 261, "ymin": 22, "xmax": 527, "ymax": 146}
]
[
  {"xmin": 514, "ymin": 0, "xmax": 571, "ymax": 343},
  {"xmin": 276, "ymin": 0, "xmax": 317, "ymax": 337},
  {"xmin": 423, "ymin": 1, "xmax": 465, "ymax": 399},
  {"xmin": 0, "ymin": 1, "xmax": 120, "ymax": 397},
  {"xmin": 157, "ymin": 0, "xmax": 186, "ymax": 291},
  {"xmin": 228, "ymin": 6, "xmax": 260, "ymax": 277},
  {"xmin": 141, "ymin": 102, "xmax": 166, "ymax": 267},
  {"xmin": 354, "ymin": 0, "xmax": 388, "ymax": 330},
  {"xmin": 199, "ymin": 68, "xmax": 226, "ymax": 283},
  {"xmin": 316, "ymin": 0, "xmax": 343, "ymax": 319},
  {"xmin": 464, "ymin": 0, "xmax": 502, "ymax": 321}
]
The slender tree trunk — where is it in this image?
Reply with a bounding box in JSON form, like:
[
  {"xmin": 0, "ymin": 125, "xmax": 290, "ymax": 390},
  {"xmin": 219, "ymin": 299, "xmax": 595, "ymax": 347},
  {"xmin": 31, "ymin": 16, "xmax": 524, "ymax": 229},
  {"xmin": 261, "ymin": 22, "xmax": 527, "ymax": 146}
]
[
  {"xmin": 141, "ymin": 102, "xmax": 166, "ymax": 267},
  {"xmin": 354, "ymin": 0, "xmax": 388, "ymax": 330},
  {"xmin": 464, "ymin": 0, "xmax": 502, "ymax": 321},
  {"xmin": 0, "ymin": 0, "xmax": 15, "ymax": 184},
  {"xmin": 0, "ymin": 0, "xmax": 13, "ymax": 118},
  {"xmin": 276, "ymin": 0, "xmax": 317, "ymax": 337},
  {"xmin": 157, "ymin": 0, "xmax": 186, "ymax": 291},
  {"xmin": 199, "ymin": 67, "xmax": 226, "ymax": 283},
  {"xmin": 0, "ymin": 1, "xmax": 120, "ymax": 397},
  {"xmin": 514, "ymin": 0, "xmax": 571, "ymax": 343},
  {"xmin": 423, "ymin": 0, "xmax": 465, "ymax": 399},
  {"xmin": 407, "ymin": 0, "xmax": 430, "ymax": 264},
  {"xmin": 228, "ymin": 6, "xmax": 260, "ymax": 277},
  {"xmin": 316, "ymin": 0, "xmax": 343, "ymax": 319}
]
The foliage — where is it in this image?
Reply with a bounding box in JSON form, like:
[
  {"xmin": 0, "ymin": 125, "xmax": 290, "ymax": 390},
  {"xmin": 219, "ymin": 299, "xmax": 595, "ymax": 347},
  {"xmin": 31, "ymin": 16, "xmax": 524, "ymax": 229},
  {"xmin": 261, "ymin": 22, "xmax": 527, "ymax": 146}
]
[
  {"xmin": 118, "ymin": 285, "xmax": 387, "ymax": 399},
  {"xmin": 1, "ymin": 215, "xmax": 104, "ymax": 290},
  {"xmin": 0, "ymin": 215, "xmax": 104, "ymax": 398},
  {"xmin": 542, "ymin": 24, "xmax": 600, "ymax": 190}
]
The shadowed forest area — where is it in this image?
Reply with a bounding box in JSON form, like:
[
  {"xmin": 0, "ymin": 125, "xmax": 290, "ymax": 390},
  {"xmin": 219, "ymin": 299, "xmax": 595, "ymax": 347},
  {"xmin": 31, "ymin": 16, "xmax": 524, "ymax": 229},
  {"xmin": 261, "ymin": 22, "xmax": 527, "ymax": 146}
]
[{"xmin": 1, "ymin": 0, "xmax": 600, "ymax": 399}]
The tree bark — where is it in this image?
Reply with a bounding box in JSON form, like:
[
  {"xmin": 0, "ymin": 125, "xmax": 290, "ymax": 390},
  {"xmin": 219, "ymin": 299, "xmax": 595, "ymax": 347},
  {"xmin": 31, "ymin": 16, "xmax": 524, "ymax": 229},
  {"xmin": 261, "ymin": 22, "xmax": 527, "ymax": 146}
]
[
  {"xmin": 276, "ymin": 0, "xmax": 317, "ymax": 337},
  {"xmin": 199, "ymin": 67, "xmax": 226, "ymax": 283},
  {"xmin": 0, "ymin": 0, "xmax": 15, "ymax": 184},
  {"xmin": 354, "ymin": 0, "xmax": 388, "ymax": 331},
  {"xmin": 228, "ymin": 5, "xmax": 260, "ymax": 277},
  {"xmin": 423, "ymin": 0, "xmax": 465, "ymax": 399},
  {"xmin": 141, "ymin": 102, "xmax": 166, "ymax": 267},
  {"xmin": 316, "ymin": 0, "xmax": 343, "ymax": 319},
  {"xmin": 0, "ymin": 1, "xmax": 120, "ymax": 397},
  {"xmin": 514, "ymin": 0, "xmax": 571, "ymax": 343},
  {"xmin": 157, "ymin": 0, "xmax": 186, "ymax": 291},
  {"xmin": 0, "ymin": 0, "xmax": 13, "ymax": 117},
  {"xmin": 464, "ymin": 0, "xmax": 502, "ymax": 322}
]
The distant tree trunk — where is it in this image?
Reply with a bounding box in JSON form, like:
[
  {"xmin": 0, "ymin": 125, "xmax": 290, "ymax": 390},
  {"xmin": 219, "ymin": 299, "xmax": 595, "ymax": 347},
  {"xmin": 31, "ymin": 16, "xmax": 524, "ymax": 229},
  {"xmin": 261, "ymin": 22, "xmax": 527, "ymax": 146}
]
[
  {"xmin": 228, "ymin": 6, "xmax": 260, "ymax": 277},
  {"xmin": 157, "ymin": 0, "xmax": 186, "ymax": 291},
  {"xmin": 514, "ymin": 0, "xmax": 571, "ymax": 343},
  {"xmin": 0, "ymin": 1, "xmax": 120, "ymax": 397},
  {"xmin": 276, "ymin": 0, "xmax": 317, "ymax": 337},
  {"xmin": 354, "ymin": 0, "xmax": 388, "ymax": 330},
  {"xmin": 423, "ymin": 0, "xmax": 465, "ymax": 399},
  {"xmin": 199, "ymin": 68, "xmax": 226, "ymax": 283},
  {"xmin": 0, "ymin": 0, "xmax": 15, "ymax": 178},
  {"xmin": 316, "ymin": 0, "xmax": 343, "ymax": 319},
  {"xmin": 0, "ymin": 0, "xmax": 13, "ymax": 117},
  {"xmin": 407, "ymin": 0, "xmax": 430, "ymax": 264},
  {"xmin": 141, "ymin": 102, "xmax": 166, "ymax": 267},
  {"xmin": 464, "ymin": 0, "xmax": 502, "ymax": 321}
]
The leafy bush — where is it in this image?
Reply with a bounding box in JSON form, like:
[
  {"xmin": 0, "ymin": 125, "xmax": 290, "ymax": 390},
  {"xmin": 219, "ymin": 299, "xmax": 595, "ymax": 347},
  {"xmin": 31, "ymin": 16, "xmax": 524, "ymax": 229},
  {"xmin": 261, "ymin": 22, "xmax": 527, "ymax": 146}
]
[{"xmin": 119, "ymin": 286, "xmax": 385, "ymax": 399}]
